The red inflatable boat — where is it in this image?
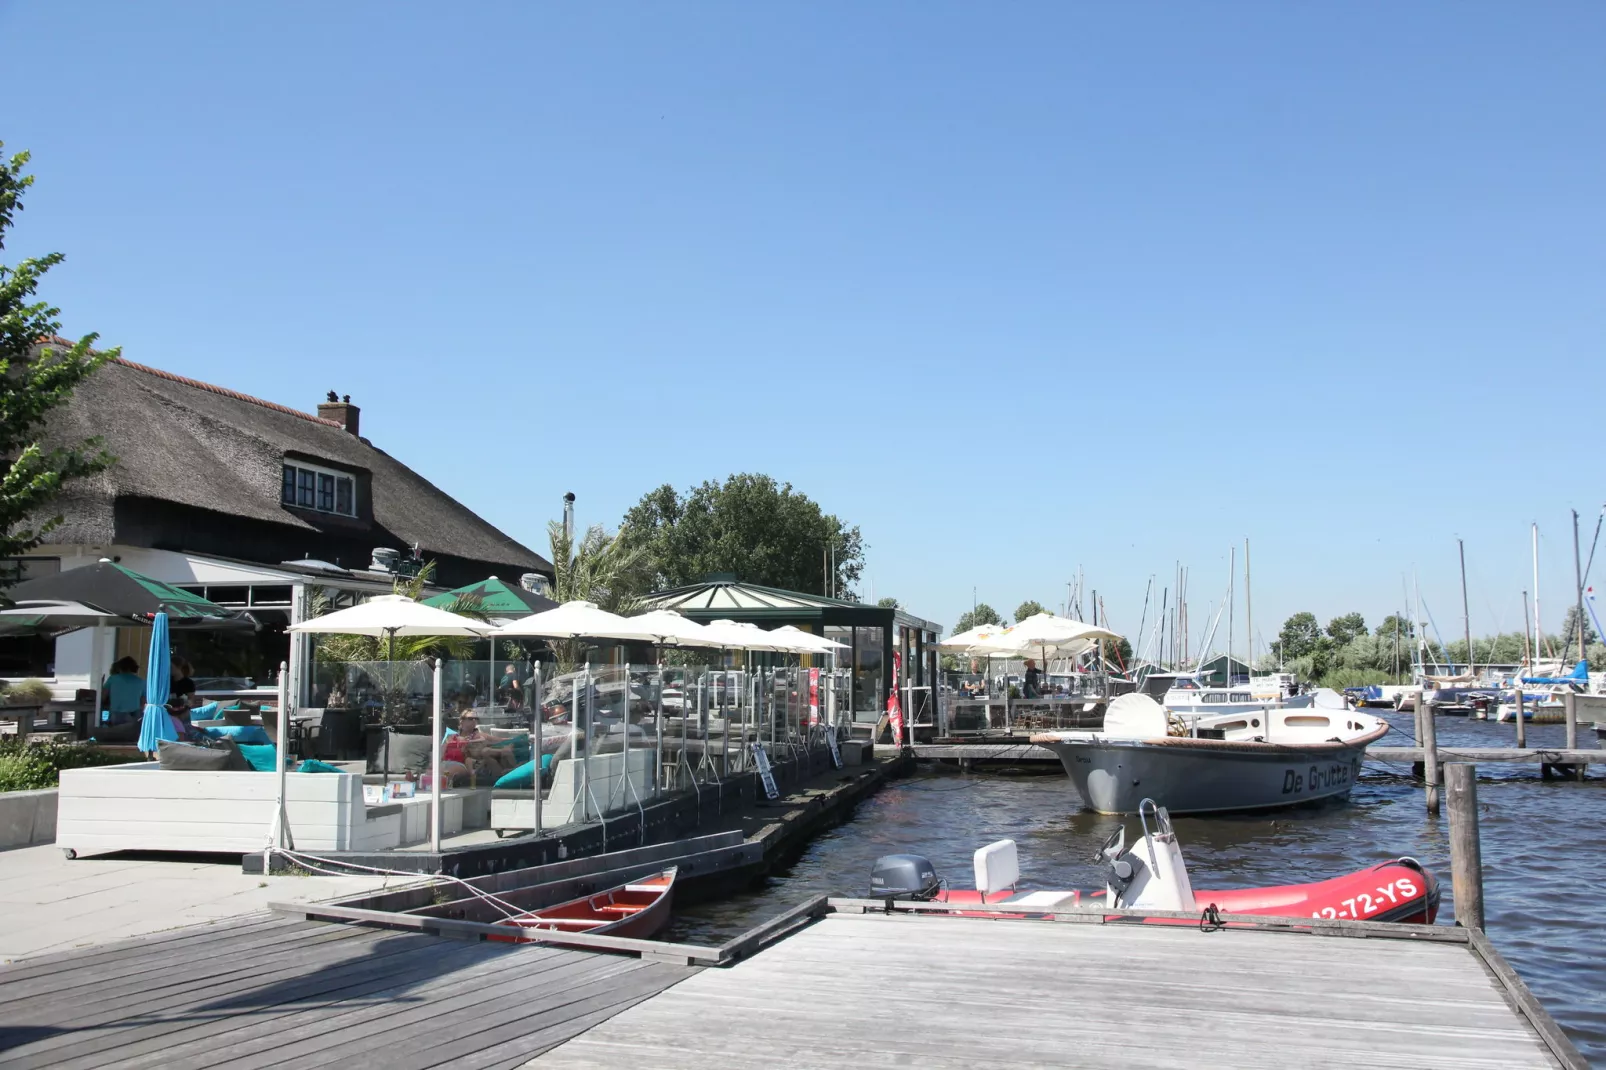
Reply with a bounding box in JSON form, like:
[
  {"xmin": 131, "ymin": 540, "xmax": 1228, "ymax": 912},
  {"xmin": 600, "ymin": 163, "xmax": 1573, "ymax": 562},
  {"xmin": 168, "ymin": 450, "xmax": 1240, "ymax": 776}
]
[{"xmin": 869, "ymin": 801, "xmax": 1440, "ymax": 925}]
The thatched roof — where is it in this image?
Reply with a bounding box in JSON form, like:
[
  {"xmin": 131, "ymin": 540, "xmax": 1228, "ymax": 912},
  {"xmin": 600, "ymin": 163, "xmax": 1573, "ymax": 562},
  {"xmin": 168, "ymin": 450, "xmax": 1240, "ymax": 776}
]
[{"xmin": 36, "ymin": 355, "xmax": 550, "ymax": 580}]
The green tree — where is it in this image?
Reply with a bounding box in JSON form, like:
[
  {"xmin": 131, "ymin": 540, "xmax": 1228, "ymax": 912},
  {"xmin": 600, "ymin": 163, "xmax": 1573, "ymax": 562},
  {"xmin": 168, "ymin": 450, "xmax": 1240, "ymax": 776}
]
[
  {"xmin": 876, "ymin": 596, "xmax": 901, "ymax": 609},
  {"xmin": 1558, "ymin": 605, "xmax": 1598, "ymax": 659},
  {"xmin": 545, "ymin": 519, "xmax": 651, "ymax": 671},
  {"xmin": 1374, "ymin": 614, "xmax": 1414, "ymax": 640},
  {"xmin": 1014, "ymin": 600, "xmax": 1046, "ymax": 622},
  {"xmin": 954, "ymin": 603, "xmax": 1003, "ymax": 635},
  {"xmin": 1325, "ymin": 612, "xmax": 1368, "ymax": 647},
  {"xmin": 621, "ymin": 474, "xmax": 863, "ymax": 597},
  {"xmin": 0, "ymin": 145, "xmax": 115, "ymax": 567},
  {"xmin": 1278, "ymin": 612, "xmax": 1324, "ymax": 660}
]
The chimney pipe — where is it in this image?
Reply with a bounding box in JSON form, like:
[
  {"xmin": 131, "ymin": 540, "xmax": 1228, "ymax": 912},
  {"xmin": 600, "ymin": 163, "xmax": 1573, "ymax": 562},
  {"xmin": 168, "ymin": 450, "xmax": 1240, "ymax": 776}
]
[{"xmin": 317, "ymin": 392, "xmax": 361, "ymax": 436}]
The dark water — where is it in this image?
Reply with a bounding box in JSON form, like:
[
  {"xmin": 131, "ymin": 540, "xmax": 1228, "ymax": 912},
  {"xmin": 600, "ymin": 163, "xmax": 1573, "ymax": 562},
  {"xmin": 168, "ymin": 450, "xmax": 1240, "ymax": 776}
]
[{"xmin": 668, "ymin": 711, "xmax": 1606, "ymax": 1064}]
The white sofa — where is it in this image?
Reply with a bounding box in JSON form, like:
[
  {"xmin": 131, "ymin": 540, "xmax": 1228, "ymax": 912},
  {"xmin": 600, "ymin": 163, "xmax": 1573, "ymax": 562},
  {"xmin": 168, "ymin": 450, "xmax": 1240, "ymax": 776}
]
[
  {"xmin": 55, "ymin": 763, "xmax": 464, "ymax": 857},
  {"xmin": 490, "ymin": 749, "xmax": 654, "ymax": 835}
]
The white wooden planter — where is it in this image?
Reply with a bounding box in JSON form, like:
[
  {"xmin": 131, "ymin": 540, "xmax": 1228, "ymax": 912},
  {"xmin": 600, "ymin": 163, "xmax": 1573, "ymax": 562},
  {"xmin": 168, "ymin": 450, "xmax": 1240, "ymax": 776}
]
[{"xmin": 56, "ymin": 763, "xmax": 400, "ymax": 857}]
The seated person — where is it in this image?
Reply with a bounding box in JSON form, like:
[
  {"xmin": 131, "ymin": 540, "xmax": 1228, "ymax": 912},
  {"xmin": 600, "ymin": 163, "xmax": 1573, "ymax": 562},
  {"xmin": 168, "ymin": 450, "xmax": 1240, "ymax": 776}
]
[
  {"xmin": 444, "ymin": 712, "xmax": 516, "ymax": 783},
  {"xmin": 101, "ymin": 657, "xmax": 146, "ymax": 725}
]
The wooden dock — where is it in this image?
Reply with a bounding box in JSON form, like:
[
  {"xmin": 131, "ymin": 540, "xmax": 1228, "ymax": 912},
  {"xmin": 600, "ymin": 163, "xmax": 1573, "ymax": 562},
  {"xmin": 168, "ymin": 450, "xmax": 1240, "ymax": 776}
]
[
  {"xmin": 0, "ymin": 897, "xmax": 1587, "ymax": 1069},
  {"xmin": 532, "ymin": 908, "xmax": 1586, "ymax": 1069},
  {"xmin": 0, "ymin": 915, "xmax": 694, "ymax": 1069}
]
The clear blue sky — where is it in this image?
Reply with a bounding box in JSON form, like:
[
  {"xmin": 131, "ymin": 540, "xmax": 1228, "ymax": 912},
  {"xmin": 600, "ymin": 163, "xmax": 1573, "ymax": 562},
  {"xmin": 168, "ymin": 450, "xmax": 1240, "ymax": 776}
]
[{"xmin": 5, "ymin": 2, "xmax": 1603, "ymax": 654}]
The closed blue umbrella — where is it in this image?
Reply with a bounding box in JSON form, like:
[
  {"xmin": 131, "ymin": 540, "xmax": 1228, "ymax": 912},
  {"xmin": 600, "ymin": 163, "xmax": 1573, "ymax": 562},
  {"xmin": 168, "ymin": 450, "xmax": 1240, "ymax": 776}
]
[{"xmin": 137, "ymin": 612, "xmax": 178, "ymax": 754}]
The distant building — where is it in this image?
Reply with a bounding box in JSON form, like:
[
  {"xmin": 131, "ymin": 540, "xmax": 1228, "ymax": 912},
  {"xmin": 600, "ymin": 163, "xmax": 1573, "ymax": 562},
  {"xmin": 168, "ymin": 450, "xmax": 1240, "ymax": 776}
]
[
  {"xmin": 1196, "ymin": 653, "xmax": 1252, "ymax": 687},
  {"xmin": 4, "ymin": 348, "xmax": 550, "ymax": 704}
]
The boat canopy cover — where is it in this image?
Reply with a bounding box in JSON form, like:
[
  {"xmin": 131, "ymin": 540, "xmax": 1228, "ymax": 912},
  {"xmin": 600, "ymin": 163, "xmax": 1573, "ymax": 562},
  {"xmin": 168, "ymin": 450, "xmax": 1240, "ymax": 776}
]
[{"xmin": 1520, "ymin": 660, "xmax": 1588, "ymax": 685}]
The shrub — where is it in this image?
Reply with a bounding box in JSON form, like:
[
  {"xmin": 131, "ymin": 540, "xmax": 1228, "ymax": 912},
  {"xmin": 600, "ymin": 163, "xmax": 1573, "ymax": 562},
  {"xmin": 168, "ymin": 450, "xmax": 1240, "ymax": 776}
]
[
  {"xmin": 4, "ymin": 679, "xmax": 53, "ymax": 705},
  {"xmin": 0, "ymin": 738, "xmax": 139, "ymax": 792}
]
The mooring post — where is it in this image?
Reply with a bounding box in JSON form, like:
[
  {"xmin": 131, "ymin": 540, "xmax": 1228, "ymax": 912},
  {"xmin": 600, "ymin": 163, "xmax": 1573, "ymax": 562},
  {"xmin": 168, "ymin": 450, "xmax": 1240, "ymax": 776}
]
[
  {"xmin": 1421, "ymin": 701, "xmax": 1440, "ymax": 814},
  {"xmin": 1514, "ymin": 690, "xmax": 1526, "ymax": 749},
  {"xmin": 1446, "ymin": 762, "xmax": 1484, "ymax": 930},
  {"xmin": 1411, "ymin": 700, "xmax": 1426, "ymax": 778}
]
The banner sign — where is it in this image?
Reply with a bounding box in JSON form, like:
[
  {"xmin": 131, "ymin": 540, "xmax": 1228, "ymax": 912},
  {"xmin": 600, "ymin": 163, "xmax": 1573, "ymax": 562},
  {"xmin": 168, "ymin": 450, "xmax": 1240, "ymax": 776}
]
[
  {"xmin": 808, "ymin": 668, "xmax": 820, "ymax": 726},
  {"xmin": 751, "ymin": 742, "xmax": 780, "ymax": 800}
]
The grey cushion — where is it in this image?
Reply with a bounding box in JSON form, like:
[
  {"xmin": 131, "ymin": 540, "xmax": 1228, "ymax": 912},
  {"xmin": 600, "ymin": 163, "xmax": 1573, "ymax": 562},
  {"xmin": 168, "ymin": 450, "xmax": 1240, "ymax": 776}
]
[
  {"xmin": 157, "ymin": 738, "xmax": 251, "ymax": 772},
  {"xmin": 366, "ymin": 730, "xmax": 434, "ymax": 775}
]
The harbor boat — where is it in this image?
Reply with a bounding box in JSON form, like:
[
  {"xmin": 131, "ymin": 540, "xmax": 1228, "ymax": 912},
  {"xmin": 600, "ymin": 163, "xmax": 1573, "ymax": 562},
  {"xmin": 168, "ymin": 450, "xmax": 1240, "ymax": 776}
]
[
  {"xmin": 870, "ymin": 801, "xmax": 1440, "ymax": 925},
  {"xmin": 1141, "ymin": 671, "xmax": 1312, "ymax": 716},
  {"xmin": 489, "ymin": 867, "xmax": 676, "ymax": 942},
  {"xmin": 1030, "ymin": 691, "xmax": 1388, "ymax": 815}
]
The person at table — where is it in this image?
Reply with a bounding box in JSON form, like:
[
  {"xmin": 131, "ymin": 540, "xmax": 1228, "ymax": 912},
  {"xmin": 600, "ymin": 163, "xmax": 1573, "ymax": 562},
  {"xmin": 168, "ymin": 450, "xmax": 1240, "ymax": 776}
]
[
  {"xmin": 1023, "ymin": 659, "xmax": 1041, "ymax": 699},
  {"xmin": 100, "ymin": 657, "xmax": 145, "ymax": 729},
  {"xmin": 445, "ymin": 711, "xmax": 517, "ymax": 782},
  {"xmin": 498, "ymin": 664, "xmax": 523, "ymax": 710}
]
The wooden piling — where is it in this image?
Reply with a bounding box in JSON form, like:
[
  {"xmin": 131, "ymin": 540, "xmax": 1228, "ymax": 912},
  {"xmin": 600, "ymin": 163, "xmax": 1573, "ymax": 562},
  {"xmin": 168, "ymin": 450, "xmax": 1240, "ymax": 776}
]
[
  {"xmin": 1514, "ymin": 690, "xmax": 1526, "ymax": 749},
  {"xmin": 1564, "ymin": 690, "xmax": 1577, "ymax": 750},
  {"xmin": 1446, "ymin": 762, "xmax": 1484, "ymax": 931},
  {"xmin": 1411, "ymin": 702, "xmax": 1426, "ymax": 778},
  {"xmin": 1421, "ymin": 703, "xmax": 1440, "ymax": 813}
]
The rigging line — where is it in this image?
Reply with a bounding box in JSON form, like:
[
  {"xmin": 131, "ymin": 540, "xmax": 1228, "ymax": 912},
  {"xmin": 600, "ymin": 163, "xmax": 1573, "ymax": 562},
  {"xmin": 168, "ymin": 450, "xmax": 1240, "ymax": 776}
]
[{"xmin": 1582, "ymin": 504, "xmax": 1605, "ymax": 593}]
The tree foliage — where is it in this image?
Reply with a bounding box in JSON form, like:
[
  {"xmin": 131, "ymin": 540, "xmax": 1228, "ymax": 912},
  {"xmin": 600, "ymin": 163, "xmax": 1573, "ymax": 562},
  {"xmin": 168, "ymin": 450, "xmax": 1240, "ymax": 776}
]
[
  {"xmin": 954, "ymin": 603, "xmax": 1003, "ymax": 635},
  {"xmin": 1375, "ymin": 614, "xmax": 1414, "ymax": 640},
  {"xmin": 0, "ymin": 145, "xmax": 115, "ymax": 567},
  {"xmin": 1325, "ymin": 612, "xmax": 1367, "ymax": 647},
  {"xmin": 1277, "ymin": 612, "xmax": 1323, "ymax": 660},
  {"xmin": 545, "ymin": 519, "xmax": 651, "ymax": 671},
  {"xmin": 876, "ymin": 597, "xmax": 900, "ymax": 609},
  {"xmin": 621, "ymin": 474, "xmax": 863, "ymax": 598},
  {"xmin": 1014, "ymin": 600, "xmax": 1046, "ymax": 622}
]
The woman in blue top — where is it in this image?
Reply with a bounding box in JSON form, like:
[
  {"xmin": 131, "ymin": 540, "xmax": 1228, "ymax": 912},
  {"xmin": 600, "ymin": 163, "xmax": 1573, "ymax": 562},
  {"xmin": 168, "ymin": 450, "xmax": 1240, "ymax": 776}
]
[{"xmin": 101, "ymin": 657, "xmax": 146, "ymax": 725}]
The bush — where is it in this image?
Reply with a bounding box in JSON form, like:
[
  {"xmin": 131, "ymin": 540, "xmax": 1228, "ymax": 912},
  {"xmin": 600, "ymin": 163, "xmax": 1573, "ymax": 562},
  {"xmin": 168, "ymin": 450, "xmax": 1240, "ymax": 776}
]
[
  {"xmin": 0, "ymin": 738, "xmax": 139, "ymax": 792},
  {"xmin": 4, "ymin": 679, "xmax": 53, "ymax": 705}
]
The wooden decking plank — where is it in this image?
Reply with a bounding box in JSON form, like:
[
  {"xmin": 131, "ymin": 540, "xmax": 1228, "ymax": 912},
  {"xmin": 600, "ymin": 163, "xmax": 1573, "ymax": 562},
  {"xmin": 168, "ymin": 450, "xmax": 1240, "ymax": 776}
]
[
  {"xmin": 100, "ymin": 947, "xmax": 593, "ymax": 1070},
  {"xmin": 0, "ymin": 918, "xmax": 377, "ymax": 1008},
  {"xmin": 0, "ymin": 931, "xmax": 492, "ymax": 1068},
  {"xmin": 295, "ymin": 957, "xmax": 672, "ymax": 1070},
  {"xmin": 456, "ymin": 989, "xmax": 700, "ymax": 1070},
  {"xmin": 529, "ymin": 915, "xmax": 1561, "ymax": 1070},
  {"xmin": 35, "ymin": 941, "xmax": 549, "ymax": 1070},
  {"xmin": 0, "ymin": 915, "xmax": 293, "ymax": 981},
  {"xmin": 353, "ymin": 962, "xmax": 695, "ymax": 1070},
  {"xmin": 1, "ymin": 924, "xmax": 425, "ymax": 1032},
  {"xmin": 217, "ymin": 951, "xmax": 640, "ymax": 1070}
]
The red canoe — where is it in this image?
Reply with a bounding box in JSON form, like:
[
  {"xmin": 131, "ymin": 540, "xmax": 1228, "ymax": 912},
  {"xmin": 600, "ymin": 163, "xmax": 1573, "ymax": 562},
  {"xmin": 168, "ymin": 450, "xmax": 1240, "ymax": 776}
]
[{"xmin": 490, "ymin": 867, "xmax": 677, "ymax": 943}]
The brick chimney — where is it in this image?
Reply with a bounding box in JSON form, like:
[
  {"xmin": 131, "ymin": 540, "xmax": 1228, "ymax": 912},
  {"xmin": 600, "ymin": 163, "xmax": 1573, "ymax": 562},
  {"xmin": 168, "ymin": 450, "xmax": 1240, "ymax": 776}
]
[{"xmin": 317, "ymin": 391, "xmax": 360, "ymax": 436}]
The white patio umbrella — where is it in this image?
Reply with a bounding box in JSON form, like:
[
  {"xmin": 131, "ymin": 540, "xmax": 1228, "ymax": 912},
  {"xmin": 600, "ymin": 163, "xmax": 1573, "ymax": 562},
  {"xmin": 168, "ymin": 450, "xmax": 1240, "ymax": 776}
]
[
  {"xmin": 935, "ymin": 621, "xmax": 1014, "ymax": 652},
  {"xmin": 289, "ymin": 595, "xmax": 490, "ymax": 852},
  {"xmin": 767, "ymin": 625, "xmax": 847, "ymax": 655},
  {"xmin": 622, "ymin": 609, "xmax": 713, "ymax": 648},
  {"xmin": 496, "ymin": 600, "xmax": 654, "ymax": 642},
  {"xmin": 991, "ymin": 613, "xmax": 1121, "ymax": 655},
  {"xmin": 694, "ymin": 619, "xmax": 796, "ymax": 652}
]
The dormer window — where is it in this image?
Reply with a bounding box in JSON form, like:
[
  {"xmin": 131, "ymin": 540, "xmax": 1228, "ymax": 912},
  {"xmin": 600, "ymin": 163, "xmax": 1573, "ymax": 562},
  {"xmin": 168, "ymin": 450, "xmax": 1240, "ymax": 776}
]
[{"xmin": 281, "ymin": 461, "xmax": 356, "ymax": 517}]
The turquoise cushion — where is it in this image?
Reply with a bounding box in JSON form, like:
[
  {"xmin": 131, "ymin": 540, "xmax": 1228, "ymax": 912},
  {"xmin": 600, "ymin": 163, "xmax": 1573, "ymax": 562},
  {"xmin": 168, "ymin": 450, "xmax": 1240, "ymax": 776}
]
[
  {"xmin": 296, "ymin": 759, "xmax": 343, "ymax": 773},
  {"xmin": 202, "ymin": 725, "xmax": 271, "ymax": 745},
  {"xmin": 236, "ymin": 743, "xmax": 277, "ymax": 772},
  {"xmin": 494, "ymin": 759, "xmax": 537, "ymax": 789},
  {"xmin": 541, "ymin": 753, "xmax": 553, "ymax": 772}
]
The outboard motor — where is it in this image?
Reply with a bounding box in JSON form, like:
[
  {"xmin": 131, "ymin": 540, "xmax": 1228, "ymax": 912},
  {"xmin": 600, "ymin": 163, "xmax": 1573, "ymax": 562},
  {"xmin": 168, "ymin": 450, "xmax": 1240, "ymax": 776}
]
[{"xmin": 870, "ymin": 854, "xmax": 940, "ymax": 902}]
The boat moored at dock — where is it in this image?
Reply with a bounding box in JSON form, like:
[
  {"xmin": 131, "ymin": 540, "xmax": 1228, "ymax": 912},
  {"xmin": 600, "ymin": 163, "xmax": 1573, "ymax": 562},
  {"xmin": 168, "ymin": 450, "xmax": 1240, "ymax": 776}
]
[{"xmin": 1030, "ymin": 692, "xmax": 1388, "ymax": 814}]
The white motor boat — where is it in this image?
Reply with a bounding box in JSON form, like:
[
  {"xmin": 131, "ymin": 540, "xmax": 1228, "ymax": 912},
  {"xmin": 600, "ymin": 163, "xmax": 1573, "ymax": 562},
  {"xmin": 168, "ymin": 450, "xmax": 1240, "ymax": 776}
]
[{"xmin": 1032, "ymin": 690, "xmax": 1387, "ymax": 815}]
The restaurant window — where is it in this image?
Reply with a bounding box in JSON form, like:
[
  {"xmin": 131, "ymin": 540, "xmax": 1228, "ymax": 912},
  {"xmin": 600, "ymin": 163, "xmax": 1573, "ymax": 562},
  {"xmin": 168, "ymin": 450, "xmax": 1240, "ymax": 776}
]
[
  {"xmin": 853, "ymin": 626, "xmax": 884, "ymax": 713},
  {"xmin": 281, "ymin": 462, "xmax": 356, "ymax": 517}
]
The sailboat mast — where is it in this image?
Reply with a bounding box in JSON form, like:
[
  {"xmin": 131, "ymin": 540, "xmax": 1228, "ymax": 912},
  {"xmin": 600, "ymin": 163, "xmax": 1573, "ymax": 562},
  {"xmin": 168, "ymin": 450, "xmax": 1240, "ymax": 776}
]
[
  {"xmin": 1459, "ymin": 539, "xmax": 1473, "ymax": 673},
  {"xmin": 1227, "ymin": 546, "xmax": 1236, "ymax": 685},
  {"xmin": 1522, "ymin": 590, "xmax": 1533, "ymax": 665},
  {"xmin": 1532, "ymin": 523, "xmax": 1543, "ymax": 660},
  {"xmin": 1574, "ymin": 509, "xmax": 1586, "ymax": 664},
  {"xmin": 1244, "ymin": 538, "xmax": 1252, "ymax": 678}
]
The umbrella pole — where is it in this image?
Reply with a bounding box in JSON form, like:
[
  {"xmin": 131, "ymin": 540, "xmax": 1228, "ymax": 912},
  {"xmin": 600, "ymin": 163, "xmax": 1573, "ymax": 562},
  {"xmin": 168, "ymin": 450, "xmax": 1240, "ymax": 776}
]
[
  {"xmin": 655, "ymin": 662, "xmax": 664, "ymax": 793},
  {"xmin": 431, "ymin": 658, "xmax": 442, "ymax": 853},
  {"xmin": 533, "ymin": 664, "xmax": 543, "ymax": 837},
  {"xmin": 567, "ymin": 671, "xmax": 580, "ymax": 818},
  {"xmin": 581, "ymin": 666, "xmax": 593, "ymax": 823},
  {"xmin": 274, "ymin": 660, "xmax": 291, "ymax": 850}
]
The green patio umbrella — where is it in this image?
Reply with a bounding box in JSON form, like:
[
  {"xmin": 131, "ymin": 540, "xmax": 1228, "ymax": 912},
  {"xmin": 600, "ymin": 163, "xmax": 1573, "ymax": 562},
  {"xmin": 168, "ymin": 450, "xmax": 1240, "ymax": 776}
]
[
  {"xmin": 421, "ymin": 576, "xmax": 558, "ymax": 617},
  {"xmin": 423, "ymin": 577, "xmax": 557, "ymax": 710},
  {"xmin": 4, "ymin": 560, "xmax": 251, "ymax": 627}
]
